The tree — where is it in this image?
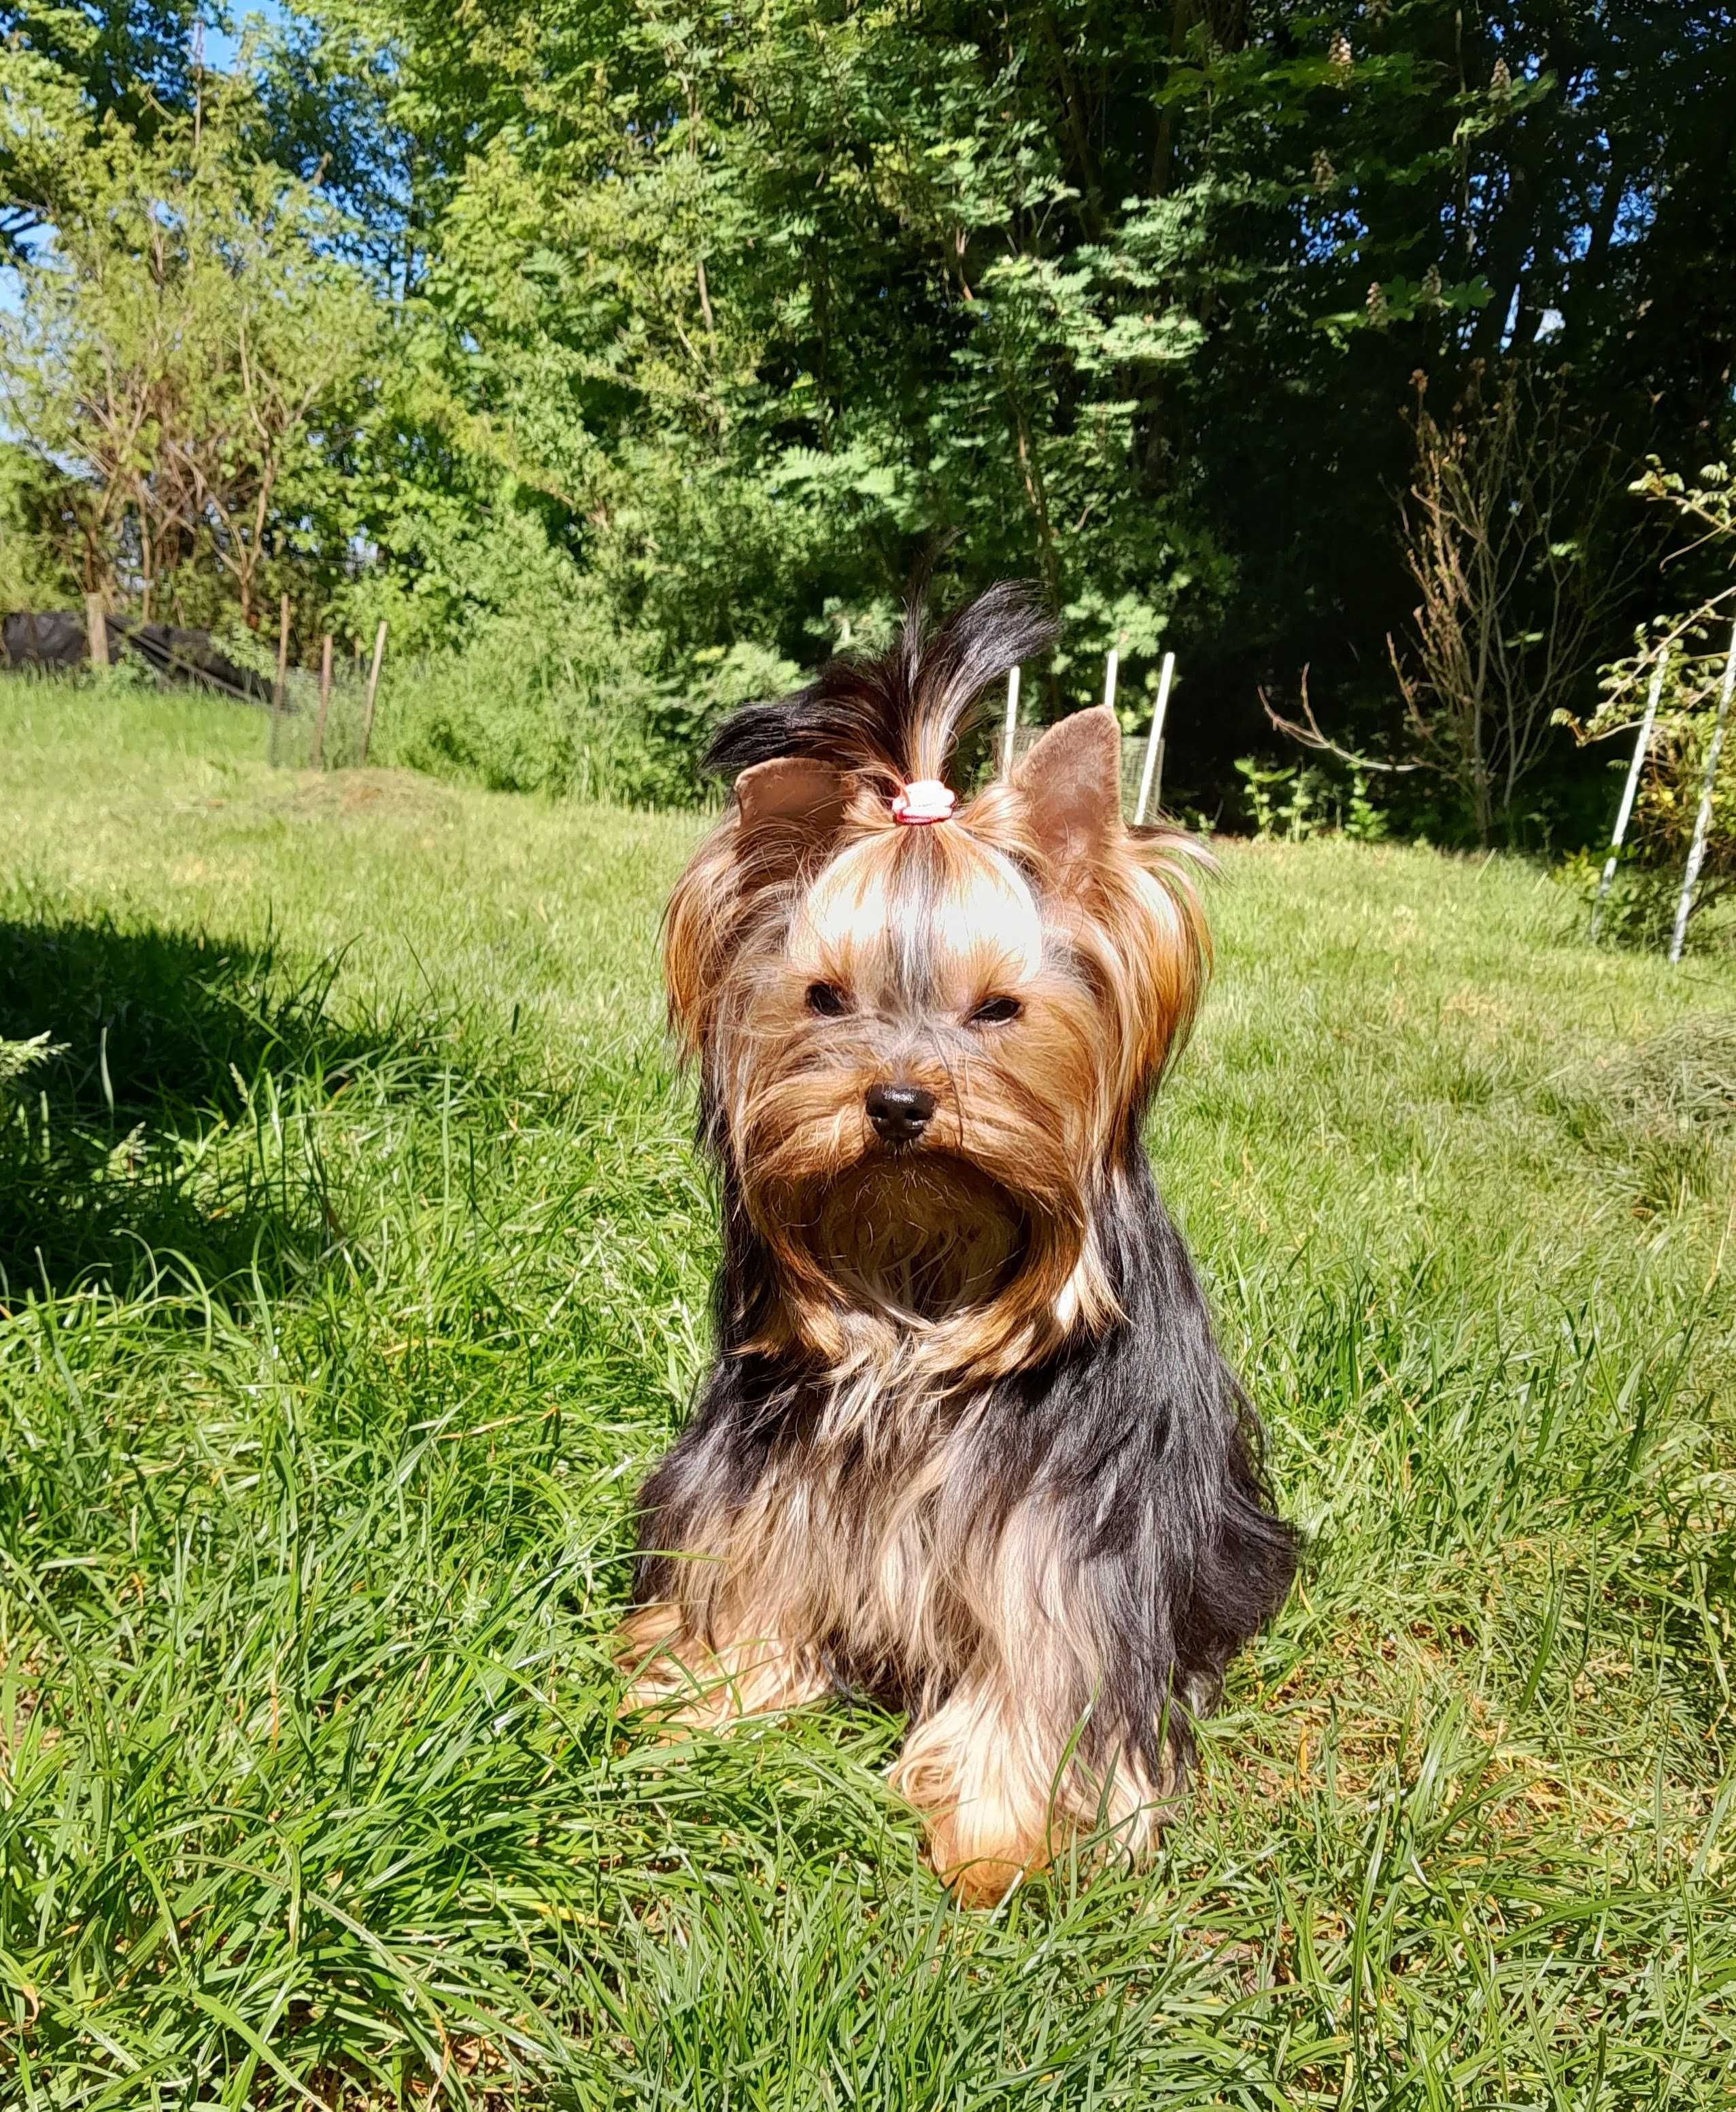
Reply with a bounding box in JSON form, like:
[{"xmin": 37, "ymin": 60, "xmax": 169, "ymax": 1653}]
[
  {"xmin": 1386, "ymin": 368, "xmax": 1638, "ymax": 844},
  {"xmin": 0, "ymin": 85, "xmax": 379, "ymax": 627},
  {"xmin": 3, "ymin": 0, "xmax": 1736, "ymax": 823},
  {"xmin": 0, "ymin": 1, "xmax": 203, "ymax": 257}
]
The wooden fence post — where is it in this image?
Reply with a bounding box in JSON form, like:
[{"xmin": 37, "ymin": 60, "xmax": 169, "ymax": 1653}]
[
  {"xmin": 269, "ymin": 591, "xmax": 291, "ymax": 768},
  {"xmin": 310, "ymin": 633, "xmax": 334, "ymax": 770},
  {"xmin": 358, "ymin": 619, "xmax": 388, "ymax": 766},
  {"xmin": 84, "ymin": 594, "xmax": 108, "ymax": 673}
]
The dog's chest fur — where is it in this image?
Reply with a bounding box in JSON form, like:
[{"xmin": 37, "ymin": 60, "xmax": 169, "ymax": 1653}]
[{"xmin": 726, "ymin": 1361, "xmax": 1074, "ymax": 1706}]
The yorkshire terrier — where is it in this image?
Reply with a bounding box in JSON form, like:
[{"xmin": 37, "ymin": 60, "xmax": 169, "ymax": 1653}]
[{"xmin": 619, "ymin": 585, "xmax": 1295, "ymax": 1903}]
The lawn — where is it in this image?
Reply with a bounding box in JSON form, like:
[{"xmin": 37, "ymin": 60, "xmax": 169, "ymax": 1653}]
[{"xmin": 2, "ymin": 682, "xmax": 1734, "ymax": 2109}]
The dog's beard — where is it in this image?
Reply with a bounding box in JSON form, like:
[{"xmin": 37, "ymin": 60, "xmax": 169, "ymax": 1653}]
[{"xmin": 803, "ymin": 1155, "xmax": 1029, "ymax": 1325}]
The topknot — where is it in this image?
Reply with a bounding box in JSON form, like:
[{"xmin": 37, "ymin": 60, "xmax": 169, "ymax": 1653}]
[{"xmin": 705, "ymin": 583, "xmax": 1055, "ymax": 794}]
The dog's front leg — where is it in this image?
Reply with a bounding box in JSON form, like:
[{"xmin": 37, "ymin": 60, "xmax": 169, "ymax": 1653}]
[
  {"xmin": 617, "ymin": 1446, "xmax": 834, "ymax": 1728},
  {"xmin": 890, "ymin": 1673, "xmax": 1061, "ymax": 1903},
  {"xmin": 887, "ymin": 1497, "xmax": 1182, "ymax": 1903},
  {"xmin": 616, "ymin": 1586, "xmax": 830, "ymax": 1728}
]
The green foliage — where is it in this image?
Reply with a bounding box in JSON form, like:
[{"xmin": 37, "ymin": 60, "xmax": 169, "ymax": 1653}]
[
  {"xmin": 371, "ymin": 604, "xmax": 798, "ymax": 806},
  {"xmin": 2, "ymin": 687, "xmax": 1734, "ymax": 2102},
  {"xmin": 1, "ymin": 3, "xmax": 1735, "ymax": 821},
  {"xmin": 641, "ymin": 638, "xmax": 804, "ymax": 791},
  {"xmin": 0, "ymin": 1027, "xmax": 58, "ymax": 1091},
  {"xmin": 0, "ymin": 4, "xmax": 201, "ymax": 177},
  {"xmin": 0, "ymin": 80, "xmax": 377, "ymax": 628},
  {"xmin": 1576, "ymin": 458, "xmax": 1736, "ymax": 948},
  {"xmin": 1234, "ymin": 755, "xmax": 1389, "ymax": 842},
  {"xmin": 0, "ymin": 442, "xmax": 80, "ymax": 609},
  {"xmin": 377, "ymin": 607, "xmax": 661, "ymax": 802}
]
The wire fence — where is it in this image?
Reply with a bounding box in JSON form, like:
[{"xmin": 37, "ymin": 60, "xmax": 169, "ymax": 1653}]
[
  {"xmin": 992, "ymin": 651, "xmax": 1174, "ymax": 826},
  {"xmin": 265, "ymin": 666, "xmax": 381, "ymax": 772}
]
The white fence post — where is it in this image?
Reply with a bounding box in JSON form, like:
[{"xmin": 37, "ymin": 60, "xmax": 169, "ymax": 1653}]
[
  {"xmin": 1669, "ymin": 621, "xmax": 1736, "ymax": 964},
  {"xmin": 1134, "ymin": 651, "xmax": 1176, "ymax": 826},
  {"xmin": 1590, "ymin": 651, "xmax": 1667, "ymax": 940}
]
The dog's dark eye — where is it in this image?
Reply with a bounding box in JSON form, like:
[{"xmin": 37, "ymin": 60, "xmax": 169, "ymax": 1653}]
[
  {"xmin": 968, "ymin": 995, "xmax": 1022, "ymax": 1026},
  {"xmin": 806, "ymin": 981, "xmax": 849, "ymax": 1017}
]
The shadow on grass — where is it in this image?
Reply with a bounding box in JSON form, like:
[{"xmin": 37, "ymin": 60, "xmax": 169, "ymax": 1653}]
[{"xmin": 0, "ymin": 913, "xmax": 471, "ymax": 1301}]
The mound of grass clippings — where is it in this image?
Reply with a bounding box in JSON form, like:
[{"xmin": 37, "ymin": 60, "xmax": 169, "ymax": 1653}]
[{"xmin": 1544, "ymin": 1010, "xmax": 1736, "ymax": 1214}]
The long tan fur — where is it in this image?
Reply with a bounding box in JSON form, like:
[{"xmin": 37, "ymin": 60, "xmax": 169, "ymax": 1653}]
[{"xmin": 621, "ymin": 604, "xmax": 1280, "ymax": 1906}]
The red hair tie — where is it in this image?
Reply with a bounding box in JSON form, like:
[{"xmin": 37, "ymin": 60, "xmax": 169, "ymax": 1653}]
[{"xmin": 891, "ymin": 779, "xmax": 955, "ymax": 826}]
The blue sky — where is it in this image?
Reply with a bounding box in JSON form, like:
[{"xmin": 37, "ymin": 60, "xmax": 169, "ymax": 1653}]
[{"xmin": 202, "ymin": 1, "xmax": 294, "ymax": 77}]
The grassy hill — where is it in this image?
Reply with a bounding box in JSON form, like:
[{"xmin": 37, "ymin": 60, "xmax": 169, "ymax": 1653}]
[{"xmin": 3, "ymin": 683, "xmax": 1734, "ymax": 2108}]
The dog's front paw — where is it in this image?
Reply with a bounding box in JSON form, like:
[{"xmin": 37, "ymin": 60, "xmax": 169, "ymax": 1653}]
[
  {"xmin": 615, "ymin": 1603, "xmax": 829, "ymax": 1728},
  {"xmin": 891, "ymin": 1685, "xmax": 1177, "ymax": 1905}
]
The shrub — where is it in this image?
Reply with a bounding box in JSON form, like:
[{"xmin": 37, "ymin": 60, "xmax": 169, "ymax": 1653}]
[
  {"xmin": 375, "ymin": 611, "xmax": 800, "ymax": 806},
  {"xmin": 1574, "ymin": 458, "xmax": 1736, "ymax": 951}
]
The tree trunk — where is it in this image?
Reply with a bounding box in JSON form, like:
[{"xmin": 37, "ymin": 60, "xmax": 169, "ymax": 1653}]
[{"xmin": 1010, "ymin": 398, "xmax": 1062, "ymax": 617}]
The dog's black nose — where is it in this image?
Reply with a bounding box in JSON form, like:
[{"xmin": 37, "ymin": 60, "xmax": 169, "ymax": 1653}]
[{"xmin": 866, "ymin": 1081, "xmax": 936, "ymax": 1144}]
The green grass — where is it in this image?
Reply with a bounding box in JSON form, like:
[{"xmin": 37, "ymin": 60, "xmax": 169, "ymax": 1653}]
[{"xmin": 2, "ymin": 681, "xmax": 1734, "ymax": 2109}]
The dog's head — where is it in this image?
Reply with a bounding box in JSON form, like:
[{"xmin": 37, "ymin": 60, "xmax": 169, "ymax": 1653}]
[{"xmin": 665, "ymin": 586, "xmax": 1210, "ymax": 1379}]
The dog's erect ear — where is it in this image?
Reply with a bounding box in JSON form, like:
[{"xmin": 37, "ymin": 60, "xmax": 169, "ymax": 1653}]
[
  {"xmin": 1010, "ymin": 706, "xmax": 1123, "ymax": 872},
  {"xmin": 664, "ymin": 759, "xmax": 850, "ymax": 1055},
  {"xmin": 734, "ymin": 757, "xmax": 851, "ymax": 855}
]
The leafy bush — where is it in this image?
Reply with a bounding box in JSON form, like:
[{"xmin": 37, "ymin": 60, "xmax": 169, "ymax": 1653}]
[
  {"xmin": 1589, "ymin": 706, "xmax": 1736, "ymax": 950},
  {"xmin": 1573, "ymin": 459, "xmax": 1736, "ymax": 949},
  {"xmin": 374, "ymin": 609, "xmax": 655, "ymax": 801},
  {"xmin": 375, "ymin": 610, "xmax": 799, "ymax": 806},
  {"xmin": 642, "ymin": 639, "xmax": 805, "ymax": 798},
  {"xmin": 0, "ymin": 445, "xmax": 81, "ymax": 612},
  {"xmin": 1233, "ymin": 757, "xmax": 1389, "ymax": 842}
]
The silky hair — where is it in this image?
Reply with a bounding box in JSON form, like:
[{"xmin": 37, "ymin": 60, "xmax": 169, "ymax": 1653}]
[
  {"xmin": 623, "ymin": 586, "xmax": 1296, "ymax": 1903},
  {"xmin": 664, "ymin": 589, "xmax": 1212, "ymax": 1382}
]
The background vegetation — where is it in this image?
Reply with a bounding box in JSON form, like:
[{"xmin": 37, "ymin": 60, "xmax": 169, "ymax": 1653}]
[
  {"xmin": 3, "ymin": 681, "xmax": 1734, "ymax": 2105},
  {"xmin": 3, "ymin": 0, "xmax": 1735, "ymax": 868}
]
